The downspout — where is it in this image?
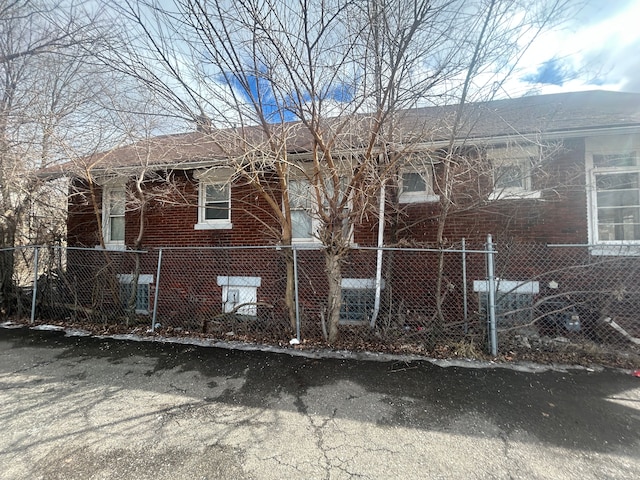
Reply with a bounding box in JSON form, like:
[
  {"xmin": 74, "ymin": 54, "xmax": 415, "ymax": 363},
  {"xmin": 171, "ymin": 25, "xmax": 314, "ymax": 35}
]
[{"xmin": 369, "ymin": 181, "xmax": 386, "ymax": 328}]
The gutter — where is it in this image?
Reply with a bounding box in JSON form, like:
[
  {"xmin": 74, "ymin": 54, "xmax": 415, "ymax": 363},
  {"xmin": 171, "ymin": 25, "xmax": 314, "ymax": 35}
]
[
  {"xmin": 369, "ymin": 181, "xmax": 386, "ymax": 329},
  {"xmin": 36, "ymin": 159, "xmax": 229, "ymax": 181}
]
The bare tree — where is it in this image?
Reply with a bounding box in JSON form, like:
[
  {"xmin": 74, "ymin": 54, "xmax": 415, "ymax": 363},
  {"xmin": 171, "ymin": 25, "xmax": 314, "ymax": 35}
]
[
  {"xmin": 0, "ymin": 0, "xmax": 115, "ymax": 315},
  {"xmin": 96, "ymin": 0, "xmax": 575, "ymax": 342}
]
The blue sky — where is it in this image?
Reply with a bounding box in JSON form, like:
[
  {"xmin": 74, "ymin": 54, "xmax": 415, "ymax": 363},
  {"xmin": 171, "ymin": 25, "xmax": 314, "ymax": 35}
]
[{"xmin": 509, "ymin": 0, "xmax": 640, "ymax": 96}]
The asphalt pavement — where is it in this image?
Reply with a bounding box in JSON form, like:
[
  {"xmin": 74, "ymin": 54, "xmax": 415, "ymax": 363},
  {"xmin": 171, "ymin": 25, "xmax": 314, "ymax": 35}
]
[{"xmin": 1, "ymin": 325, "xmax": 639, "ymax": 479}]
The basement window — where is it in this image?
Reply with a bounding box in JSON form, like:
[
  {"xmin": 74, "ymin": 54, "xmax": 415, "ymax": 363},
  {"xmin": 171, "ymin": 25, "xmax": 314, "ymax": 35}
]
[
  {"xmin": 473, "ymin": 279, "xmax": 539, "ymax": 327},
  {"xmin": 340, "ymin": 278, "xmax": 384, "ymax": 324},
  {"xmin": 117, "ymin": 274, "xmax": 153, "ymax": 314},
  {"xmin": 216, "ymin": 276, "xmax": 262, "ymax": 316}
]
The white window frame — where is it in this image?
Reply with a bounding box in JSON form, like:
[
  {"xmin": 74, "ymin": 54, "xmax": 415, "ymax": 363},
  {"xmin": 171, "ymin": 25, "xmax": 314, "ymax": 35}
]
[
  {"xmin": 586, "ymin": 134, "xmax": 640, "ymax": 255},
  {"xmin": 194, "ymin": 168, "xmax": 233, "ymax": 230},
  {"xmin": 101, "ymin": 185, "xmax": 126, "ymax": 250},
  {"xmin": 289, "ymin": 177, "xmax": 321, "ymax": 244},
  {"xmin": 339, "ymin": 278, "xmax": 384, "ymax": 324},
  {"xmin": 398, "ymin": 153, "xmax": 438, "ymax": 204},
  {"xmin": 399, "ymin": 167, "xmax": 439, "ymax": 204},
  {"xmin": 117, "ymin": 274, "xmax": 153, "ymax": 315},
  {"xmin": 216, "ymin": 276, "xmax": 261, "ymax": 316},
  {"xmin": 488, "ymin": 145, "xmax": 541, "ymax": 200},
  {"xmin": 287, "ymin": 176, "xmax": 353, "ymax": 246}
]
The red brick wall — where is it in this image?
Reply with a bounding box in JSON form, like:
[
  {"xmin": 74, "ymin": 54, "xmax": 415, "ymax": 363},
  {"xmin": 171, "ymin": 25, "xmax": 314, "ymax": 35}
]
[
  {"xmin": 68, "ymin": 141, "xmax": 588, "ymax": 249},
  {"xmin": 68, "ymin": 179, "xmax": 103, "ymax": 247},
  {"xmin": 386, "ymin": 138, "xmax": 587, "ymax": 246},
  {"xmin": 64, "ymin": 140, "xmax": 591, "ymax": 328},
  {"xmin": 68, "ymin": 171, "xmax": 282, "ymax": 248}
]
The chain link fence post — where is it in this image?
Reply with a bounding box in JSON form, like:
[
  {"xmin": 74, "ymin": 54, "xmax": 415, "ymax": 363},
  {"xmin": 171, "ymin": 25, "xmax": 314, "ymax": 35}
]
[
  {"xmin": 151, "ymin": 248, "xmax": 163, "ymax": 331},
  {"xmin": 30, "ymin": 246, "xmax": 39, "ymax": 324},
  {"xmin": 486, "ymin": 234, "xmax": 498, "ymax": 356},
  {"xmin": 293, "ymin": 246, "xmax": 301, "ymax": 343}
]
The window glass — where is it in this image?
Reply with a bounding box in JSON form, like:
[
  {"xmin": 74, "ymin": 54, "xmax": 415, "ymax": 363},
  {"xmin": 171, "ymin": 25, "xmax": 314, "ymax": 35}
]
[
  {"xmin": 289, "ymin": 180, "xmax": 312, "ymax": 209},
  {"xmin": 595, "ymin": 171, "xmax": 640, "ymax": 241},
  {"xmin": 110, "ymin": 217, "xmax": 125, "ymax": 242},
  {"xmin": 120, "ymin": 282, "xmax": 149, "ymax": 312},
  {"xmin": 105, "ymin": 188, "xmax": 125, "ymax": 243},
  {"xmin": 495, "ymin": 164, "xmax": 524, "ymax": 189},
  {"xmin": 203, "ymin": 183, "xmax": 230, "ymax": 221},
  {"xmin": 291, "ymin": 210, "xmax": 313, "ymax": 238},
  {"xmin": 402, "ymin": 172, "xmax": 427, "ymax": 193},
  {"xmin": 109, "ymin": 190, "xmax": 125, "ymax": 215},
  {"xmin": 289, "ymin": 180, "xmax": 314, "ymax": 239},
  {"xmin": 340, "ymin": 288, "xmax": 375, "ymax": 322},
  {"xmin": 593, "ymin": 152, "xmax": 637, "ymax": 168}
]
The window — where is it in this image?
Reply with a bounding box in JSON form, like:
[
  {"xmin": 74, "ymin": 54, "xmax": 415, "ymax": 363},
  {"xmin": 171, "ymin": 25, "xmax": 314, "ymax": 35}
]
[
  {"xmin": 587, "ymin": 135, "xmax": 640, "ymax": 252},
  {"xmin": 594, "ymin": 170, "xmax": 640, "ymax": 242},
  {"xmin": 117, "ymin": 274, "xmax": 153, "ymax": 314},
  {"xmin": 289, "ymin": 179, "xmax": 315, "ymax": 241},
  {"xmin": 196, "ymin": 181, "xmax": 232, "ymax": 229},
  {"xmin": 339, "ymin": 278, "xmax": 383, "ymax": 324},
  {"xmin": 399, "ymin": 168, "xmax": 438, "ymax": 204},
  {"xmin": 489, "ymin": 145, "xmax": 541, "ymax": 200},
  {"xmin": 473, "ymin": 279, "xmax": 539, "ymax": 328},
  {"xmin": 288, "ymin": 177, "xmax": 351, "ymax": 244},
  {"xmin": 102, "ymin": 186, "xmax": 125, "ymax": 248},
  {"xmin": 216, "ymin": 276, "xmax": 262, "ymax": 316}
]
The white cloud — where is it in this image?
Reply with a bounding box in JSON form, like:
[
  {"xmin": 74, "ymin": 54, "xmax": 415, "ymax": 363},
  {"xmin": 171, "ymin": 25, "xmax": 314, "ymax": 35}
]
[{"xmin": 506, "ymin": 0, "xmax": 640, "ymax": 96}]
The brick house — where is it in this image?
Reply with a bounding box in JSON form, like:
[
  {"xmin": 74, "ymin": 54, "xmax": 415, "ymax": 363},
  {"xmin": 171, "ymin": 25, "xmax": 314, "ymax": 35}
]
[{"xmin": 45, "ymin": 90, "xmax": 640, "ymax": 334}]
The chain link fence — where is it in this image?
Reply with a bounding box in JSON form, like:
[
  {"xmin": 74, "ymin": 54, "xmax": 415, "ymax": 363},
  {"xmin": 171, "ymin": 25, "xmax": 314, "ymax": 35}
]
[{"xmin": 2, "ymin": 240, "xmax": 639, "ymax": 366}]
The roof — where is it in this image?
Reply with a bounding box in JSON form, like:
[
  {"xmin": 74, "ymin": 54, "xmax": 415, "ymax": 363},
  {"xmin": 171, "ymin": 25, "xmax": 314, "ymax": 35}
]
[
  {"xmin": 41, "ymin": 90, "xmax": 640, "ymax": 178},
  {"xmin": 427, "ymin": 90, "xmax": 640, "ymax": 140}
]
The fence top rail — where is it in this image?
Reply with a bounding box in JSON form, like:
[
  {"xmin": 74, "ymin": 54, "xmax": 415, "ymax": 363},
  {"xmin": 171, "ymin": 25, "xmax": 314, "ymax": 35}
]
[
  {"xmin": 2, "ymin": 244, "xmax": 491, "ymax": 254},
  {"xmin": 0, "ymin": 245, "xmax": 148, "ymax": 254},
  {"xmin": 59, "ymin": 245, "xmax": 149, "ymax": 254},
  {"xmin": 353, "ymin": 245, "xmax": 490, "ymax": 254},
  {"xmin": 547, "ymin": 243, "xmax": 640, "ymax": 248},
  {"xmin": 119, "ymin": 244, "xmax": 491, "ymax": 254}
]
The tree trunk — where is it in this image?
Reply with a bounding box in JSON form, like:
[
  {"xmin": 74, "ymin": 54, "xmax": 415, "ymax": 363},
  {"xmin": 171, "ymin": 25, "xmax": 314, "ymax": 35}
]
[
  {"xmin": 284, "ymin": 248, "xmax": 297, "ymax": 332},
  {"xmin": 0, "ymin": 225, "xmax": 17, "ymax": 316},
  {"xmin": 0, "ymin": 249, "xmax": 15, "ymax": 315},
  {"xmin": 325, "ymin": 248, "xmax": 343, "ymax": 344}
]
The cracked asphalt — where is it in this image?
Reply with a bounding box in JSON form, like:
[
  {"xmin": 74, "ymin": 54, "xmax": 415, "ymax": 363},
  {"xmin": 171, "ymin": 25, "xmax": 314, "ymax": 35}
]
[{"xmin": 1, "ymin": 327, "xmax": 639, "ymax": 479}]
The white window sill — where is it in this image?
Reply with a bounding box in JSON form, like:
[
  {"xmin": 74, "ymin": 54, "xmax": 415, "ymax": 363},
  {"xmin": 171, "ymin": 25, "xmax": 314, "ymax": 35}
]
[
  {"xmin": 291, "ymin": 240, "xmax": 322, "ymax": 249},
  {"xmin": 590, "ymin": 244, "xmax": 640, "ymax": 256},
  {"xmin": 95, "ymin": 244, "xmax": 126, "ymax": 251},
  {"xmin": 489, "ymin": 189, "xmax": 542, "ymax": 200},
  {"xmin": 399, "ymin": 193, "xmax": 440, "ymax": 204},
  {"xmin": 342, "ymin": 278, "xmax": 385, "ymax": 289},
  {"xmin": 117, "ymin": 274, "xmax": 154, "ymax": 284},
  {"xmin": 194, "ymin": 222, "xmax": 233, "ymax": 230}
]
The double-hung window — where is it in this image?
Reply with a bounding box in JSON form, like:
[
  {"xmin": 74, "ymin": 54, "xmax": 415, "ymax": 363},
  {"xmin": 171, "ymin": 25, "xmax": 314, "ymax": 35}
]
[
  {"xmin": 587, "ymin": 135, "xmax": 640, "ymax": 252},
  {"xmin": 489, "ymin": 145, "xmax": 541, "ymax": 200},
  {"xmin": 399, "ymin": 154, "xmax": 438, "ymax": 204},
  {"xmin": 289, "ymin": 179, "xmax": 315, "ymax": 242},
  {"xmin": 399, "ymin": 170, "xmax": 438, "ymax": 203},
  {"xmin": 102, "ymin": 186, "xmax": 126, "ymax": 248},
  {"xmin": 288, "ymin": 176, "xmax": 352, "ymax": 244},
  {"xmin": 195, "ymin": 172, "xmax": 232, "ymax": 230}
]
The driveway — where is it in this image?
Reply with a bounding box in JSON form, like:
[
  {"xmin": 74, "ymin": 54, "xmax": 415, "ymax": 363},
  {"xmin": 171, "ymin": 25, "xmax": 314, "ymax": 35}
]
[{"xmin": 1, "ymin": 326, "xmax": 639, "ymax": 479}]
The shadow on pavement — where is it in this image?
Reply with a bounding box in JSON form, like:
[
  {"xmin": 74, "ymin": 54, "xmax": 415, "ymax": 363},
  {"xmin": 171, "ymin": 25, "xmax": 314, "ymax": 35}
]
[{"xmin": 2, "ymin": 326, "xmax": 639, "ymax": 454}]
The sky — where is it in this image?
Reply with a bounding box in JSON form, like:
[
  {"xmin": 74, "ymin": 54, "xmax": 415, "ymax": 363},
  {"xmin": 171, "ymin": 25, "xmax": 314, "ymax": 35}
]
[{"xmin": 505, "ymin": 0, "xmax": 640, "ymax": 96}]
